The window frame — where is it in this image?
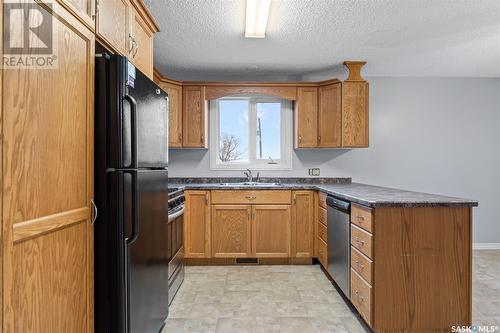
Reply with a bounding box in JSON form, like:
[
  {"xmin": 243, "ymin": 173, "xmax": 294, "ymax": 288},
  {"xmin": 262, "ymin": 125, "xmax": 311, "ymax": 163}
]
[{"xmin": 209, "ymin": 95, "xmax": 293, "ymax": 170}]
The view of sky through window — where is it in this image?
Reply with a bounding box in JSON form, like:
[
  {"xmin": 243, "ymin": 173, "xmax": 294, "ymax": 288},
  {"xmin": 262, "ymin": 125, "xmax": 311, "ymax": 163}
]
[
  {"xmin": 256, "ymin": 102, "xmax": 281, "ymax": 160},
  {"xmin": 219, "ymin": 100, "xmax": 249, "ymax": 162}
]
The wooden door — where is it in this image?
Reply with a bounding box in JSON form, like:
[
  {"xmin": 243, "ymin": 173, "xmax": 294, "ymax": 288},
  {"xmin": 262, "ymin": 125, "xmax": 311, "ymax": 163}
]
[
  {"xmin": 2, "ymin": 2, "xmax": 95, "ymax": 331},
  {"xmin": 96, "ymin": 0, "xmax": 129, "ymax": 55},
  {"xmin": 342, "ymin": 81, "xmax": 369, "ymax": 147},
  {"xmin": 183, "ymin": 86, "xmax": 208, "ymax": 148},
  {"xmin": 58, "ymin": 0, "xmax": 96, "ymax": 30},
  {"xmin": 295, "ymin": 87, "xmax": 318, "ymax": 148},
  {"xmin": 184, "ymin": 191, "xmax": 211, "ymax": 258},
  {"xmin": 129, "ymin": 5, "xmax": 154, "ymax": 78},
  {"xmin": 252, "ymin": 205, "xmax": 291, "ymax": 258},
  {"xmin": 318, "ymin": 83, "xmax": 342, "ymax": 148},
  {"xmin": 211, "ymin": 205, "xmax": 252, "ymax": 258},
  {"xmin": 158, "ymin": 81, "xmax": 183, "ymax": 147},
  {"xmin": 291, "ymin": 191, "xmax": 314, "ymax": 258}
]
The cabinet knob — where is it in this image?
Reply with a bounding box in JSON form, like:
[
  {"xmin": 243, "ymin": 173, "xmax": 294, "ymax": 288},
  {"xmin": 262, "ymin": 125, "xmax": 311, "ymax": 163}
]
[
  {"xmin": 298, "ymin": 135, "xmax": 302, "ymax": 143},
  {"xmin": 200, "ymin": 134, "xmax": 204, "ymax": 142},
  {"xmin": 318, "ymin": 136, "xmax": 321, "ymax": 142}
]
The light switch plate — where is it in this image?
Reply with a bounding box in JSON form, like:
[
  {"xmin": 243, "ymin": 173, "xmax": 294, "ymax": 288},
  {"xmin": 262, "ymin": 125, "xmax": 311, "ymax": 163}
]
[{"xmin": 308, "ymin": 168, "xmax": 320, "ymax": 176}]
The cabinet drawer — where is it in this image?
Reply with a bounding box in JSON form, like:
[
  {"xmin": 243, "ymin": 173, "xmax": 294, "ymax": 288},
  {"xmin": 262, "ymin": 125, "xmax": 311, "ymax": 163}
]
[
  {"xmin": 350, "ymin": 268, "xmax": 372, "ymax": 326},
  {"xmin": 317, "ymin": 238, "xmax": 327, "ymax": 268},
  {"xmin": 351, "ymin": 224, "xmax": 373, "ymax": 259},
  {"xmin": 318, "ymin": 207, "xmax": 327, "ymax": 226},
  {"xmin": 351, "ymin": 246, "xmax": 373, "ymax": 284},
  {"xmin": 351, "ymin": 204, "xmax": 373, "ymax": 233},
  {"xmin": 211, "ymin": 190, "xmax": 291, "ymax": 204},
  {"xmin": 318, "ymin": 192, "xmax": 327, "ymax": 209},
  {"xmin": 318, "ymin": 221, "xmax": 327, "ymax": 243}
]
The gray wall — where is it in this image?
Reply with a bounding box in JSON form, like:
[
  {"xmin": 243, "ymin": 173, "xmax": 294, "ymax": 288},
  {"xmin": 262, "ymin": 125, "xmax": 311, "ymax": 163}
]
[{"xmin": 169, "ymin": 77, "xmax": 500, "ymax": 244}]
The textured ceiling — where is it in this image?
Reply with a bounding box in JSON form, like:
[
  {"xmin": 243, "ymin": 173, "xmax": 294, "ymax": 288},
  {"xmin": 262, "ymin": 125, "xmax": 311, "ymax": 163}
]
[{"xmin": 145, "ymin": 0, "xmax": 500, "ymax": 81}]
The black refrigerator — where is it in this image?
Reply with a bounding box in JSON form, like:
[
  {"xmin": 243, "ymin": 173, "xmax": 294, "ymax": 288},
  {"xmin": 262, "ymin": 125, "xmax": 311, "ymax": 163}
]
[{"xmin": 94, "ymin": 54, "xmax": 169, "ymax": 333}]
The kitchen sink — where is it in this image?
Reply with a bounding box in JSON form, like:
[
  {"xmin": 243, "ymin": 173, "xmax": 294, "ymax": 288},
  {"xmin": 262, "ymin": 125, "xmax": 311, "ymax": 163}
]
[{"xmin": 218, "ymin": 182, "xmax": 281, "ymax": 187}]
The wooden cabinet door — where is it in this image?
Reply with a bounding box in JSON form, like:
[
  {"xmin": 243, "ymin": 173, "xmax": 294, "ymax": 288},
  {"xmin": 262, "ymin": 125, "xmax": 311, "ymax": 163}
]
[
  {"xmin": 129, "ymin": 5, "xmax": 154, "ymax": 78},
  {"xmin": 96, "ymin": 0, "xmax": 129, "ymax": 55},
  {"xmin": 183, "ymin": 86, "xmax": 208, "ymax": 148},
  {"xmin": 252, "ymin": 205, "xmax": 291, "ymax": 258},
  {"xmin": 291, "ymin": 191, "xmax": 314, "ymax": 258},
  {"xmin": 342, "ymin": 81, "xmax": 369, "ymax": 147},
  {"xmin": 318, "ymin": 83, "xmax": 342, "ymax": 147},
  {"xmin": 3, "ymin": 2, "xmax": 95, "ymax": 331},
  {"xmin": 158, "ymin": 81, "xmax": 183, "ymax": 147},
  {"xmin": 184, "ymin": 191, "xmax": 211, "ymax": 258},
  {"xmin": 211, "ymin": 205, "xmax": 252, "ymax": 258},
  {"xmin": 295, "ymin": 87, "xmax": 318, "ymax": 148},
  {"xmin": 59, "ymin": 0, "xmax": 96, "ymax": 30}
]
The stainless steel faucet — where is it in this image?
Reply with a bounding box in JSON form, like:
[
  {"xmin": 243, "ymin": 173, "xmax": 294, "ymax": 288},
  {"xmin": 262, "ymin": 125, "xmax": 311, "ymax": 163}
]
[{"xmin": 243, "ymin": 169, "xmax": 253, "ymax": 182}]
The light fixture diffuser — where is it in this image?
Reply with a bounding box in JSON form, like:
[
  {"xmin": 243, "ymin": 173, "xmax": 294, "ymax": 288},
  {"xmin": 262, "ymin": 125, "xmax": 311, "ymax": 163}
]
[{"xmin": 245, "ymin": 0, "xmax": 272, "ymax": 38}]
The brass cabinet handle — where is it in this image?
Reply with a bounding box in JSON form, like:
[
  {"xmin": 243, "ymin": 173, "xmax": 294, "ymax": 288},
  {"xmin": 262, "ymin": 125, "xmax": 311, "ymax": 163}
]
[
  {"xmin": 245, "ymin": 195, "xmax": 256, "ymax": 200},
  {"xmin": 179, "ymin": 133, "xmax": 182, "ymax": 142},
  {"xmin": 318, "ymin": 135, "xmax": 321, "ymax": 142},
  {"xmin": 298, "ymin": 135, "xmax": 302, "ymax": 143},
  {"xmin": 205, "ymin": 193, "xmax": 209, "ymax": 204},
  {"xmin": 353, "ymin": 237, "xmax": 365, "ymax": 246},
  {"xmin": 356, "ymin": 215, "xmax": 365, "ymax": 222},
  {"xmin": 201, "ymin": 134, "xmax": 204, "ymax": 143},
  {"xmin": 354, "ymin": 290, "xmax": 364, "ymax": 302}
]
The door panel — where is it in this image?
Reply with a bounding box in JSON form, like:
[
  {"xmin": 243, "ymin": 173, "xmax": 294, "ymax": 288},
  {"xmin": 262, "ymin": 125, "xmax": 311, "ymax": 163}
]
[
  {"xmin": 127, "ymin": 170, "xmax": 169, "ymax": 333},
  {"xmin": 184, "ymin": 191, "xmax": 211, "ymax": 258},
  {"xmin": 211, "ymin": 205, "xmax": 252, "ymax": 258},
  {"xmin": 59, "ymin": 0, "xmax": 96, "ymax": 30},
  {"xmin": 157, "ymin": 81, "xmax": 183, "ymax": 147},
  {"xmin": 130, "ymin": 7, "xmax": 154, "ymax": 78},
  {"xmin": 252, "ymin": 205, "xmax": 291, "ymax": 257},
  {"xmin": 318, "ymin": 83, "xmax": 342, "ymax": 147},
  {"xmin": 3, "ymin": 2, "xmax": 94, "ymax": 332},
  {"xmin": 182, "ymin": 86, "xmax": 207, "ymax": 148},
  {"xmin": 295, "ymin": 87, "xmax": 318, "ymax": 148},
  {"xmin": 96, "ymin": 0, "xmax": 129, "ymax": 55},
  {"xmin": 292, "ymin": 191, "xmax": 314, "ymax": 258},
  {"xmin": 342, "ymin": 81, "xmax": 369, "ymax": 147}
]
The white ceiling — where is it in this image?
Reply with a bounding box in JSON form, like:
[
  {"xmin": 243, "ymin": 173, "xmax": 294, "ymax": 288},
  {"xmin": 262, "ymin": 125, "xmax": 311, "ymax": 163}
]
[{"xmin": 145, "ymin": 0, "xmax": 500, "ymax": 81}]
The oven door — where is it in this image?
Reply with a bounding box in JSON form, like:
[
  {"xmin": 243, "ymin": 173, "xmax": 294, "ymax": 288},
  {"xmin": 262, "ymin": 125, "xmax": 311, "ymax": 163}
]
[{"xmin": 167, "ymin": 204, "xmax": 185, "ymax": 305}]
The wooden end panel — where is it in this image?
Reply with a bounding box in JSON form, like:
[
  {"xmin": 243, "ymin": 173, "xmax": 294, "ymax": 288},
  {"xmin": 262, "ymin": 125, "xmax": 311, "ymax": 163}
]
[
  {"xmin": 318, "ymin": 206, "xmax": 327, "ymax": 226},
  {"xmin": 317, "ymin": 238, "xmax": 328, "ymax": 268},
  {"xmin": 351, "ymin": 204, "xmax": 373, "ymax": 233},
  {"xmin": 211, "ymin": 190, "xmax": 291, "ymax": 205},
  {"xmin": 351, "ymin": 224, "xmax": 373, "ymax": 259},
  {"xmin": 317, "ymin": 221, "xmax": 327, "ymax": 243},
  {"xmin": 318, "ymin": 192, "xmax": 327, "ymax": 209},
  {"xmin": 372, "ymin": 207, "xmax": 472, "ymax": 331}
]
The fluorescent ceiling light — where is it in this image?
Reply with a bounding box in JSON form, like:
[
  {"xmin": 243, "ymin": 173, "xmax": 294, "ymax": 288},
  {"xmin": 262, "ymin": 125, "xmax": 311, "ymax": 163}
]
[{"xmin": 245, "ymin": 0, "xmax": 272, "ymax": 38}]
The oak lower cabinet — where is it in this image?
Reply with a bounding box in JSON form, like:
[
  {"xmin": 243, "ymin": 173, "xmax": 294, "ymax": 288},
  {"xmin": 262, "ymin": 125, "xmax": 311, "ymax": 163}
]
[
  {"xmin": 184, "ymin": 191, "xmax": 211, "ymax": 258},
  {"xmin": 211, "ymin": 205, "xmax": 252, "ymax": 257},
  {"xmin": 291, "ymin": 191, "xmax": 314, "ymax": 258},
  {"xmin": 2, "ymin": 2, "xmax": 95, "ymax": 331},
  {"xmin": 349, "ymin": 203, "xmax": 473, "ymax": 332},
  {"xmin": 252, "ymin": 205, "xmax": 291, "ymax": 257}
]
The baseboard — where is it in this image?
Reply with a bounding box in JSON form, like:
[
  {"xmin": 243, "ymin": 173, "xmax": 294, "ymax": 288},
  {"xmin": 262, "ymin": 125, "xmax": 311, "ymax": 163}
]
[{"xmin": 473, "ymin": 243, "xmax": 500, "ymax": 250}]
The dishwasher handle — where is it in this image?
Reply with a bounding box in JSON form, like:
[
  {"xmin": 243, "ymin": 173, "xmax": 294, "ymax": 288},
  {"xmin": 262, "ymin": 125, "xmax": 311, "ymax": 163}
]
[{"xmin": 326, "ymin": 196, "xmax": 350, "ymax": 213}]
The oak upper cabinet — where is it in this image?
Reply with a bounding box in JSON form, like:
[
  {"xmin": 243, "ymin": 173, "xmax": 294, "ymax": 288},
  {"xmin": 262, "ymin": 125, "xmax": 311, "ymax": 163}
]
[
  {"xmin": 184, "ymin": 191, "xmax": 211, "ymax": 258},
  {"xmin": 211, "ymin": 205, "xmax": 252, "ymax": 257},
  {"xmin": 183, "ymin": 86, "xmax": 208, "ymax": 148},
  {"xmin": 3, "ymin": 2, "xmax": 95, "ymax": 331},
  {"xmin": 157, "ymin": 80, "xmax": 183, "ymax": 147},
  {"xmin": 341, "ymin": 61, "xmax": 369, "ymax": 147},
  {"xmin": 295, "ymin": 87, "xmax": 318, "ymax": 148},
  {"xmin": 59, "ymin": 0, "xmax": 96, "ymax": 29},
  {"xmin": 318, "ymin": 82, "xmax": 342, "ymax": 148},
  {"xmin": 252, "ymin": 205, "xmax": 291, "ymax": 257},
  {"xmin": 96, "ymin": 0, "xmax": 130, "ymax": 55},
  {"xmin": 291, "ymin": 191, "xmax": 315, "ymax": 258},
  {"xmin": 129, "ymin": 0, "xmax": 158, "ymax": 79}
]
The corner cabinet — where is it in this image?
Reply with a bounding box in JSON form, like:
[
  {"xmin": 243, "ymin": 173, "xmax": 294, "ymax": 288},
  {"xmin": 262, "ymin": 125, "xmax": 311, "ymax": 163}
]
[
  {"xmin": 182, "ymin": 86, "xmax": 208, "ymax": 148},
  {"xmin": 184, "ymin": 191, "xmax": 211, "ymax": 258}
]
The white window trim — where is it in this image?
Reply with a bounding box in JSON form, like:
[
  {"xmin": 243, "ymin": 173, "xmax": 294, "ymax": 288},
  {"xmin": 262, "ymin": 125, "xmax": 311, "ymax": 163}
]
[{"xmin": 209, "ymin": 95, "xmax": 293, "ymax": 170}]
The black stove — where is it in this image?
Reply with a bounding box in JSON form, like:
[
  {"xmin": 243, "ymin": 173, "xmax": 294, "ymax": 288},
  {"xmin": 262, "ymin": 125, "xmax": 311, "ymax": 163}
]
[{"xmin": 168, "ymin": 187, "xmax": 184, "ymax": 213}]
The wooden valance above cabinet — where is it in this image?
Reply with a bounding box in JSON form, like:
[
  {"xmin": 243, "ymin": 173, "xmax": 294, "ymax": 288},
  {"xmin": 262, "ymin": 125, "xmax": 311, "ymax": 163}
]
[{"xmin": 154, "ymin": 61, "xmax": 369, "ymax": 149}]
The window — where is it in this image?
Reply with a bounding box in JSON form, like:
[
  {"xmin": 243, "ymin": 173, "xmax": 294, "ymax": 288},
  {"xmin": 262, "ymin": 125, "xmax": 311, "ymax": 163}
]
[{"xmin": 210, "ymin": 95, "xmax": 292, "ymax": 170}]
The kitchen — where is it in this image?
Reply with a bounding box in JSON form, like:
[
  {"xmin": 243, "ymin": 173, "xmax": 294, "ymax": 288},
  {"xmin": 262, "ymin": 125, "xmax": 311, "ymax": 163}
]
[{"xmin": 0, "ymin": 0, "xmax": 499, "ymax": 333}]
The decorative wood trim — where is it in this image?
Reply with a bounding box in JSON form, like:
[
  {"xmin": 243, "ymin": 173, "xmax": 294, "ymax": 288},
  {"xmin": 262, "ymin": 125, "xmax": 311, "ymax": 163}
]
[
  {"xmin": 13, "ymin": 208, "xmax": 91, "ymax": 243},
  {"xmin": 129, "ymin": 0, "xmax": 160, "ymax": 33},
  {"xmin": 344, "ymin": 61, "xmax": 367, "ymax": 81},
  {"xmin": 204, "ymin": 85, "xmax": 298, "ymax": 101}
]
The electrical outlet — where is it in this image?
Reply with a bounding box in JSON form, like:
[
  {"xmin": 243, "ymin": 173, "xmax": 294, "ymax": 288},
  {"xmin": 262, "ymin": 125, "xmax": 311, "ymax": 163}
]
[{"xmin": 308, "ymin": 168, "xmax": 320, "ymax": 176}]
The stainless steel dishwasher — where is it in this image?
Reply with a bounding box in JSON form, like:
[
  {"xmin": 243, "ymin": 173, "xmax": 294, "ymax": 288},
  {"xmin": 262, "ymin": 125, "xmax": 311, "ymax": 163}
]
[{"xmin": 326, "ymin": 196, "xmax": 351, "ymax": 296}]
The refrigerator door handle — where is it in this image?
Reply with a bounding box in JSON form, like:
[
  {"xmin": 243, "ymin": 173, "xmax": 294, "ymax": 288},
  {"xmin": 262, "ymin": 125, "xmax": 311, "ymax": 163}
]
[
  {"xmin": 124, "ymin": 170, "xmax": 139, "ymax": 244},
  {"xmin": 123, "ymin": 94, "xmax": 138, "ymax": 169}
]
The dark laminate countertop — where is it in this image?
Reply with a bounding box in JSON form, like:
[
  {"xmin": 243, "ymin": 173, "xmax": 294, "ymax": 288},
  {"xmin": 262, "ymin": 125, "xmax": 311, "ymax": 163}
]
[{"xmin": 169, "ymin": 178, "xmax": 478, "ymax": 208}]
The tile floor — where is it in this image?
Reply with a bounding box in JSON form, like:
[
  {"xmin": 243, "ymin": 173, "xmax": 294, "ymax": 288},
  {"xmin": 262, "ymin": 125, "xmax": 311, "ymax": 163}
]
[{"xmin": 162, "ymin": 250, "xmax": 500, "ymax": 333}]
